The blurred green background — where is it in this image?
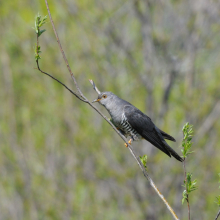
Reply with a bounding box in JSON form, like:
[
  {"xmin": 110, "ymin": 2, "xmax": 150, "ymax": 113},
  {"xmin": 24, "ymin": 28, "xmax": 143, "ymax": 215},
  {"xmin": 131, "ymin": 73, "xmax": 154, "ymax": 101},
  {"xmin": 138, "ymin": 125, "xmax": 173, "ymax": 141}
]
[{"xmin": 1, "ymin": 0, "xmax": 220, "ymax": 219}]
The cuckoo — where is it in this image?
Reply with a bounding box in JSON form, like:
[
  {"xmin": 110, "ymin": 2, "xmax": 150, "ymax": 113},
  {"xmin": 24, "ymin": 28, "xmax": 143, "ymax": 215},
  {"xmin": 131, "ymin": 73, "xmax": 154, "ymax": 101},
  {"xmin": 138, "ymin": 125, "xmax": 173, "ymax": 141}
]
[{"xmin": 92, "ymin": 90, "xmax": 183, "ymax": 162}]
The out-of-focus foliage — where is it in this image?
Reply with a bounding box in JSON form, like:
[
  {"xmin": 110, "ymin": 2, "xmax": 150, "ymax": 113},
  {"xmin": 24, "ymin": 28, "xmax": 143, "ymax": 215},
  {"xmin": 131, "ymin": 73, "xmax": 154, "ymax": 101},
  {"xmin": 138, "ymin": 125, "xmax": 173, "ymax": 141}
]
[{"xmin": 1, "ymin": 0, "xmax": 220, "ymax": 219}]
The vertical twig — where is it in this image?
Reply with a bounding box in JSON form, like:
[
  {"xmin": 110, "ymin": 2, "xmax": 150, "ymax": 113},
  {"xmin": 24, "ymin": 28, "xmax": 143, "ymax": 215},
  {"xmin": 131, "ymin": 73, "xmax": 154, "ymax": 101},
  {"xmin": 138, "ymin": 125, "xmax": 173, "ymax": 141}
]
[
  {"xmin": 181, "ymin": 123, "xmax": 196, "ymax": 220},
  {"xmin": 183, "ymin": 160, "xmax": 190, "ymax": 220}
]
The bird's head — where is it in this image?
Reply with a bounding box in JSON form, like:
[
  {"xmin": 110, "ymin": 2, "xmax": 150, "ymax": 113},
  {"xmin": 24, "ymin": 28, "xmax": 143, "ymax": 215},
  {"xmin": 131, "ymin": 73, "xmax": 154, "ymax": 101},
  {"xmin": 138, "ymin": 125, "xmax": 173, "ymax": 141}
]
[{"xmin": 92, "ymin": 91, "xmax": 116, "ymax": 108}]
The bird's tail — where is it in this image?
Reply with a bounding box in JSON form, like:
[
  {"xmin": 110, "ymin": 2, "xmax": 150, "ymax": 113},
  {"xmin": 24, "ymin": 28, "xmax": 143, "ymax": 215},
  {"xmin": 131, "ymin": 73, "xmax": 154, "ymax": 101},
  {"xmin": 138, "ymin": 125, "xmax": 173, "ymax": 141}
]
[
  {"xmin": 163, "ymin": 141, "xmax": 183, "ymax": 162},
  {"xmin": 159, "ymin": 129, "xmax": 176, "ymax": 142}
]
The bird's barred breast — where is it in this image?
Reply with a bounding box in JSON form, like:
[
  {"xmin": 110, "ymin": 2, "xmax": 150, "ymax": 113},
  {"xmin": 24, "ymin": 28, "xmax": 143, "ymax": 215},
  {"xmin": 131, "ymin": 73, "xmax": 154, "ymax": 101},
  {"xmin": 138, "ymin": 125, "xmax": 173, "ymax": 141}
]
[{"xmin": 120, "ymin": 113, "xmax": 141, "ymax": 141}]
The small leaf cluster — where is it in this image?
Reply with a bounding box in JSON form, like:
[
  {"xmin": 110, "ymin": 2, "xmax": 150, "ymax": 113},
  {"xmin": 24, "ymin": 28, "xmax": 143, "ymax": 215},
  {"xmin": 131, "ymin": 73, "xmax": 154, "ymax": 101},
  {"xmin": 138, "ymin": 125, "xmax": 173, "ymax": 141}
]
[
  {"xmin": 34, "ymin": 14, "xmax": 47, "ymax": 37},
  {"xmin": 215, "ymin": 173, "xmax": 220, "ymax": 206},
  {"xmin": 182, "ymin": 172, "xmax": 197, "ymax": 204},
  {"xmin": 34, "ymin": 14, "xmax": 47, "ymax": 61},
  {"xmin": 35, "ymin": 46, "xmax": 41, "ymax": 61},
  {"xmin": 181, "ymin": 122, "xmax": 194, "ymax": 158},
  {"xmin": 139, "ymin": 155, "xmax": 147, "ymax": 170}
]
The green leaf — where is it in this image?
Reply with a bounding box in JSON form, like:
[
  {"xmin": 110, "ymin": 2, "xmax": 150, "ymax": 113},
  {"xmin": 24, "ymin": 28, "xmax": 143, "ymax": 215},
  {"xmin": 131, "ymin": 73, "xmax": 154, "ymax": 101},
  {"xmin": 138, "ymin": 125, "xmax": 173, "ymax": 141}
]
[
  {"xmin": 182, "ymin": 190, "xmax": 187, "ymax": 204},
  {"xmin": 38, "ymin": 29, "xmax": 46, "ymax": 37},
  {"xmin": 35, "ymin": 45, "xmax": 41, "ymax": 61},
  {"xmin": 139, "ymin": 155, "xmax": 148, "ymax": 170}
]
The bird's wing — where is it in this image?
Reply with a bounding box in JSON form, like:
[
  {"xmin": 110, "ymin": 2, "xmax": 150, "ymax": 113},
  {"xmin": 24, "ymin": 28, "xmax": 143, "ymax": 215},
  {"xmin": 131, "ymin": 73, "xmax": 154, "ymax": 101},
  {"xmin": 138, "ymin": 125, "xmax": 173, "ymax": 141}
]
[{"xmin": 123, "ymin": 105, "xmax": 171, "ymax": 157}]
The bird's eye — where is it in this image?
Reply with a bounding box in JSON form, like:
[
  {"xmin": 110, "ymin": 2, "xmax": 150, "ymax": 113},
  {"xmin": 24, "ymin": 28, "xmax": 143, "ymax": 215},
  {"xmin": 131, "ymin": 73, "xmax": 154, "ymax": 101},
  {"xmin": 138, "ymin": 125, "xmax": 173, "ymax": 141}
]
[{"xmin": 103, "ymin": 95, "xmax": 107, "ymax": 99}]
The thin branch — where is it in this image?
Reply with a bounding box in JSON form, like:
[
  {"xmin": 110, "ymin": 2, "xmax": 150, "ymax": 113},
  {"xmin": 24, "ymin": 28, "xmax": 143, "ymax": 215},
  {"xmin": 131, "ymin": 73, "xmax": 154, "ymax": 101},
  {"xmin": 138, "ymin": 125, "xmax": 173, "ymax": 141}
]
[
  {"xmin": 44, "ymin": 0, "xmax": 86, "ymax": 100},
  {"xmin": 35, "ymin": 32, "xmax": 86, "ymax": 102},
  {"xmin": 89, "ymin": 79, "xmax": 101, "ymax": 94},
  {"xmin": 215, "ymin": 209, "xmax": 220, "ymax": 220},
  {"xmin": 35, "ymin": 65, "xmax": 88, "ymax": 103},
  {"xmin": 183, "ymin": 159, "xmax": 190, "ymax": 220},
  {"xmin": 39, "ymin": 1, "xmax": 181, "ymax": 219}
]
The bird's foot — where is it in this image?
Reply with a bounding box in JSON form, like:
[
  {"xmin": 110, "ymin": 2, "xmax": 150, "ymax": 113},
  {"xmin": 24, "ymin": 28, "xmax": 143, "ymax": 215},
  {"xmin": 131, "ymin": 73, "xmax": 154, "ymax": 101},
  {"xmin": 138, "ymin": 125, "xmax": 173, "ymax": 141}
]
[{"xmin": 124, "ymin": 139, "xmax": 132, "ymax": 147}]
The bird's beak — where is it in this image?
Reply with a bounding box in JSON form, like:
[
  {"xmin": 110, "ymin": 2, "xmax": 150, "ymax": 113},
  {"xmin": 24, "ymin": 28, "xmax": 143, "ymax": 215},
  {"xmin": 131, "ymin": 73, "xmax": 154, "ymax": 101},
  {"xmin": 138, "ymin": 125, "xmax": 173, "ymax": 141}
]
[{"xmin": 92, "ymin": 98, "xmax": 101, "ymax": 103}]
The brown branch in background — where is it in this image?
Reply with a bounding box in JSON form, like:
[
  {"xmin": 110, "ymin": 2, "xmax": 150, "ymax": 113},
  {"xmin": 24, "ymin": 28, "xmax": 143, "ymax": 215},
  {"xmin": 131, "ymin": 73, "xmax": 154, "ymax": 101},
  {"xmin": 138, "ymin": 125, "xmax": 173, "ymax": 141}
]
[
  {"xmin": 39, "ymin": 1, "xmax": 181, "ymax": 219},
  {"xmin": 162, "ymin": 69, "xmax": 177, "ymax": 108},
  {"xmin": 158, "ymin": 55, "xmax": 180, "ymax": 125},
  {"xmin": 215, "ymin": 209, "xmax": 220, "ymax": 220},
  {"xmin": 195, "ymin": 101, "xmax": 220, "ymax": 143},
  {"xmin": 133, "ymin": 0, "xmax": 147, "ymax": 23},
  {"xmin": 133, "ymin": 0, "xmax": 155, "ymax": 118},
  {"xmin": 158, "ymin": 69, "xmax": 177, "ymax": 124}
]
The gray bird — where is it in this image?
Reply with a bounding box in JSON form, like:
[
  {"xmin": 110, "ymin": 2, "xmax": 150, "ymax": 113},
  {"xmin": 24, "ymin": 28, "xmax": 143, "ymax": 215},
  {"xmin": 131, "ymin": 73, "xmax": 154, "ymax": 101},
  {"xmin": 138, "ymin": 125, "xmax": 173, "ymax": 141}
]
[{"xmin": 92, "ymin": 91, "xmax": 183, "ymax": 162}]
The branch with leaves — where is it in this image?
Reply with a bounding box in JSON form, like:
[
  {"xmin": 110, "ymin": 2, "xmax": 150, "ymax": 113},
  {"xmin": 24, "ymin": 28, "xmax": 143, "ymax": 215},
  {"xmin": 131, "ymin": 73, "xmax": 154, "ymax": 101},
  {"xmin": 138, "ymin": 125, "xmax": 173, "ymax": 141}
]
[
  {"xmin": 34, "ymin": 14, "xmax": 47, "ymax": 61},
  {"xmin": 34, "ymin": 1, "xmax": 183, "ymax": 219},
  {"xmin": 181, "ymin": 123, "xmax": 197, "ymax": 220}
]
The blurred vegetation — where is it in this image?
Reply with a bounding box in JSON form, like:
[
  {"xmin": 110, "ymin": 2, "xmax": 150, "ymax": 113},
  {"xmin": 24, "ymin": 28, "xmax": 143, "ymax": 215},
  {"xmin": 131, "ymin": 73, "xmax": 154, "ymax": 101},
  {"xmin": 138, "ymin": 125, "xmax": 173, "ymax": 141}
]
[{"xmin": 1, "ymin": 0, "xmax": 220, "ymax": 219}]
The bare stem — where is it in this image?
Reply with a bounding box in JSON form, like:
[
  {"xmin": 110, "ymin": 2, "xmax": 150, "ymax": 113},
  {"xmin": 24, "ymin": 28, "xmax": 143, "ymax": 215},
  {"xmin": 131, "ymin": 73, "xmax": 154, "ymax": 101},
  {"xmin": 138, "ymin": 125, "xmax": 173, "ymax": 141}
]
[{"xmin": 38, "ymin": 1, "xmax": 181, "ymax": 219}]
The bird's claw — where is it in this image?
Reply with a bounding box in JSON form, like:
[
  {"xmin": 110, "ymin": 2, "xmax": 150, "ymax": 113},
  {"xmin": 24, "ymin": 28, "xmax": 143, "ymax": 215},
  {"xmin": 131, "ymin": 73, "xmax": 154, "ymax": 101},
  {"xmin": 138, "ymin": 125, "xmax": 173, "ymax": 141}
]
[{"xmin": 124, "ymin": 139, "xmax": 132, "ymax": 147}]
